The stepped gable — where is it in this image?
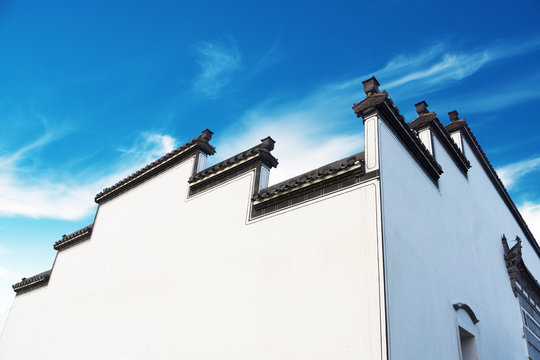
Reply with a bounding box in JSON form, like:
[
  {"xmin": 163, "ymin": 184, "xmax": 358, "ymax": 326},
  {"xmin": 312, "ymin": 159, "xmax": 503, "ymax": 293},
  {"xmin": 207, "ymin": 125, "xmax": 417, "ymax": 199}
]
[
  {"xmin": 409, "ymin": 100, "xmax": 470, "ymax": 174},
  {"xmin": 12, "ymin": 270, "xmax": 52, "ymax": 294},
  {"xmin": 189, "ymin": 136, "xmax": 278, "ymax": 184},
  {"xmin": 446, "ymin": 111, "xmax": 540, "ymax": 257},
  {"xmin": 353, "ymin": 76, "xmax": 442, "ymax": 181},
  {"xmin": 253, "ymin": 152, "xmax": 364, "ymax": 201},
  {"xmin": 95, "ymin": 129, "xmax": 216, "ymax": 204},
  {"xmin": 54, "ymin": 224, "xmax": 93, "ymax": 251}
]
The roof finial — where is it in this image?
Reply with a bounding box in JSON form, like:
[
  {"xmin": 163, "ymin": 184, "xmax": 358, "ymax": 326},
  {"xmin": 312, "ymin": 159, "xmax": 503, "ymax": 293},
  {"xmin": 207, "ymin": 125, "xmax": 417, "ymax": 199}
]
[
  {"xmin": 414, "ymin": 100, "xmax": 429, "ymax": 115},
  {"xmin": 260, "ymin": 136, "xmax": 276, "ymax": 151},
  {"xmin": 448, "ymin": 110, "xmax": 459, "ymax": 122},
  {"xmin": 362, "ymin": 76, "xmax": 380, "ymax": 96},
  {"xmin": 200, "ymin": 129, "xmax": 214, "ymax": 142}
]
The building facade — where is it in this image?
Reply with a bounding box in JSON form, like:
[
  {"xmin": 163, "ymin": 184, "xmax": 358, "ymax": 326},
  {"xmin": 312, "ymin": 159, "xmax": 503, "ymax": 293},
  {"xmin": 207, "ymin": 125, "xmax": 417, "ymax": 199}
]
[{"xmin": 1, "ymin": 77, "xmax": 539, "ymax": 359}]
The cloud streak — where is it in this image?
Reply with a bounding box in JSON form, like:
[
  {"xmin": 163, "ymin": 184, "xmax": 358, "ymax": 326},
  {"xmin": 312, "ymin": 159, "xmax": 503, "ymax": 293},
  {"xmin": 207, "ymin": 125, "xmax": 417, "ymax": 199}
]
[
  {"xmin": 4, "ymin": 36, "xmax": 540, "ymax": 220},
  {"xmin": 210, "ymin": 37, "xmax": 540, "ymax": 185},
  {"xmin": 379, "ymin": 38, "xmax": 540, "ymax": 94},
  {"xmin": 335, "ymin": 37, "xmax": 540, "ymax": 105},
  {"xmin": 450, "ymin": 77, "xmax": 540, "ymax": 114},
  {"xmin": 193, "ymin": 38, "xmax": 241, "ymax": 97},
  {"xmin": 0, "ymin": 132, "xmax": 179, "ymax": 220},
  {"xmin": 497, "ymin": 156, "xmax": 540, "ymax": 189},
  {"xmin": 520, "ymin": 202, "xmax": 540, "ymax": 241}
]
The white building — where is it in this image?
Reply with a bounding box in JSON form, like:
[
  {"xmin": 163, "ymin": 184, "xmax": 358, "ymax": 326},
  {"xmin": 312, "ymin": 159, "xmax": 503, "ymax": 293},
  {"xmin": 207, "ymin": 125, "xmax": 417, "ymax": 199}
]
[{"xmin": 1, "ymin": 77, "xmax": 539, "ymax": 359}]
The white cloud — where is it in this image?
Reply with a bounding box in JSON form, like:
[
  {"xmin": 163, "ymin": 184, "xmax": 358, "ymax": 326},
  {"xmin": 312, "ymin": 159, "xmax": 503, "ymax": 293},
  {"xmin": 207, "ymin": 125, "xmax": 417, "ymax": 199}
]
[
  {"xmin": 0, "ymin": 266, "xmax": 18, "ymax": 280},
  {"xmin": 520, "ymin": 202, "xmax": 540, "ymax": 241},
  {"xmin": 497, "ymin": 156, "xmax": 540, "ymax": 189},
  {"xmin": 118, "ymin": 133, "xmax": 176, "ymax": 162},
  {"xmin": 440, "ymin": 68, "xmax": 540, "ymax": 115},
  {"xmin": 0, "ymin": 132, "xmax": 178, "ymax": 220},
  {"xmin": 213, "ymin": 81, "xmax": 364, "ymax": 185},
  {"xmin": 4, "ymin": 37, "xmax": 540, "ymax": 220},
  {"xmin": 383, "ymin": 51, "xmax": 491, "ymax": 90},
  {"xmin": 210, "ymin": 37, "xmax": 540, "ymax": 186},
  {"xmin": 337, "ymin": 37, "xmax": 540, "ymax": 102},
  {"xmin": 193, "ymin": 38, "xmax": 241, "ymax": 97},
  {"xmin": 215, "ymin": 116, "xmax": 362, "ymax": 185}
]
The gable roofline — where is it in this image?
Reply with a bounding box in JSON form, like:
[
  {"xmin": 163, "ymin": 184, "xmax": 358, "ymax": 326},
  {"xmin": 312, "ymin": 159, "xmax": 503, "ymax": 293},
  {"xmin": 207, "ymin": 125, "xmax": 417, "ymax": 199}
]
[
  {"xmin": 352, "ymin": 77, "xmax": 443, "ymax": 183},
  {"xmin": 12, "ymin": 270, "xmax": 52, "ymax": 294},
  {"xmin": 253, "ymin": 152, "xmax": 364, "ymax": 202},
  {"xmin": 189, "ymin": 136, "xmax": 278, "ymax": 185},
  {"xmin": 95, "ymin": 129, "xmax": 216, "ymax": 204},
  {"xmin": 187, "ymin": 137, "xmax": 278, "ymax": 198},
  {"xmin": 251, "ymin": 152, "xmax": 376, "ymax": 219},
  {"xmin": 409, "ymin": 103, "xmax": 471, "ymax": 175},
  {"xmin": 54, "ymin": 224, "xmax": 93, "ymax": 251},
  {"xmin": 446, "ymin": 117, "xmax": 540, "ymax": 258}
]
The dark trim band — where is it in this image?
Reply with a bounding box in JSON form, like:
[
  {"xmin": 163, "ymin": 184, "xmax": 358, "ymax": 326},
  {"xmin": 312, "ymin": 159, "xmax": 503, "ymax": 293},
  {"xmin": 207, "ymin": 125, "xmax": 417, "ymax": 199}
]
[
  {"xmin": 96, "ymin": 130, "xmax": 215, "ymax": 204},
  {"xmin": 54, "ymin": 224, "xmax": 93, "ymax": 251},
  {"xmin": 12, "ymin": 270, "xmax": 52, "ymax": 295}
]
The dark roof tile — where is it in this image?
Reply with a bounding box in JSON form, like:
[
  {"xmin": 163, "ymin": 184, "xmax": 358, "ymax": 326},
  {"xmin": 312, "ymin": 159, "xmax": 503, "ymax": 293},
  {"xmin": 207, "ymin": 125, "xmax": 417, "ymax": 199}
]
[
  {"xmin": 190, "ymin": 137, "xmax": 278, "ymax": 183},
  {"xmin": 410, "ymin": 112, "xmax": 471, "ymax": 172},
  {"xmin": 54, "ymin": 224, "xmax": 93, "ymax": 251},
  {"xmin": 253, "ymin": 152, "xmax": 364, "ymax": 201},
  {"xmin": 95, "ymin": 130, "xmax": 215, "ymax": 204},
  {"xmin": 353, "ymin": 88, "xmax": 443, "ymax": 179},
  {"xmin": 12, "ymin": 270, "xmax": 52, "ymax": 294}
]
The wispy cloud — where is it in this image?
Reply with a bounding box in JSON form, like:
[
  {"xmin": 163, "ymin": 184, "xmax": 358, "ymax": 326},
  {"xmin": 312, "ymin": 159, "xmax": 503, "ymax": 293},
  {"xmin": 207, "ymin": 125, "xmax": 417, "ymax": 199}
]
[
  {"xmin": 520, "ymin": 202, "xmax": 540, "ymax": 241},
  {"xmin": 193, "ymin": 38, "xmax": 241, "ymax": 97},
  {"xmin": 0, "ymin": 266, "xmax": 18, "ymax": 281},
  {"xmin": 213, "ymin": 84, "xmax": 364, "ymax": 185},
  {"xmin": 337, "ymin": 37, "xmax": 540, "ymax": 102},
  {"xmin": 118, "ymin": 133, "xmax": 176, "ymax": 162},
  {"xmin": 0, "ymin": 118, "xmax": 72, "ymax": 168},
  {"xmin": 0, "ymin": 132, "xmax": 178, "ymax": 220},
  {"xmin": 4, "ymin": 37, "xmax": 539, "ymax": 220},
  {"xmin": 448, "ymin": 75, "xmax": 540, "ymax": 114},
  {"xmin": 497, "ymin": 156, "xmax": 540, "ymax": 189},
  {"xmin": 215, "ymin": 114, "xmax": 362, "ymax": 185},
  {"xmin": 251, "ymin": 40, "xmax": 283, "ymax": 76},
  {"xmin": 210, "ymin": 37, "xmax": 540, "ymax": 185},
  {"xmin": 383, "ymin": 38, "xmax": 540, "ymax": 92}
]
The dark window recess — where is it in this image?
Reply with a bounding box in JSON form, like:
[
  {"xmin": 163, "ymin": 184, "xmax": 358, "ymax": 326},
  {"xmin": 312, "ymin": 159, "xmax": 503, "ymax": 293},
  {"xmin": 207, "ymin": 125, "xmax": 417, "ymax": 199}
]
[{"xmin": 458, "ymin": 327, "xmax": 479, "ymax": 360}]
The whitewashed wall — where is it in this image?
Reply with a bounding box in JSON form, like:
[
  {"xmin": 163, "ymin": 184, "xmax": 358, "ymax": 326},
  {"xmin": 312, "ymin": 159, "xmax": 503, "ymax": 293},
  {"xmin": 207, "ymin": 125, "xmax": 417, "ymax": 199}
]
[
  {"xmin": 0, "ymin": 155, "xmax": 385, "ymax": 360},
  {"xmin": 378, "ymin": 117, "xmax": 538, "ymax": 359}
]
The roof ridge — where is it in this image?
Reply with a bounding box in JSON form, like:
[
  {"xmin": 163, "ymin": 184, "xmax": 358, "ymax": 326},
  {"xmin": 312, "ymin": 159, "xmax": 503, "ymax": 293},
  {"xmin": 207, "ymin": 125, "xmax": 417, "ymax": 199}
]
[
  {"xmin": 410, "ymin": 112, "xmax": 471, "ymax": 172},
  {"xmin": 253, "ymin": 152, "xmax": 365, "ymax": 201},
  {"xmin": 12, "ymin": 269, "xmax": 52, "ymax": 293},
  {"xmin": 95, "ymin": 130, "xmax": 216, "ymax": 204},
  {"xmin": 352, "ymin": 79, "xmax": 443, "ymax": 182},
  {"xmin": 54, "ymin": 224, "xmax": 94, "ymax": 251},
  {"xmin": 189, "ymin": 137, "xmax": 278, "ymax": 183}
]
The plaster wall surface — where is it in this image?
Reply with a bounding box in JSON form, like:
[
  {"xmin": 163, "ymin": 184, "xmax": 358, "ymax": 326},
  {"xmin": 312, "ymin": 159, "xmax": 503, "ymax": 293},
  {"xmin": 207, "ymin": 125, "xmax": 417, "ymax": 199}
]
[
  {"xmin": 0, "ymin": 155, "xmax": 384, "ymax": 360},
  {"xmin": 378, "ymin": 118, "xmax": 535, "ymax": 359}
]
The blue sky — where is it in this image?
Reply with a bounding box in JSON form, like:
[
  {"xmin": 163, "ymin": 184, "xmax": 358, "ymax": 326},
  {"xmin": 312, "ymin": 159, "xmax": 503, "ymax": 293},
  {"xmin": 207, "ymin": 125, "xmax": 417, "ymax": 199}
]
[{"xmin": 1, "ymin": 0, "xmax": 540, "ymax": 330}]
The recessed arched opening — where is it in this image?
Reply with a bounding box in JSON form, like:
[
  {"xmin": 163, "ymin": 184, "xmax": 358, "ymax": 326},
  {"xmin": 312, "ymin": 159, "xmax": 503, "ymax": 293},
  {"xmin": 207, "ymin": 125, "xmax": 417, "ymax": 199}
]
[{"xmin": 453, "ymin": 302, "xmax": 479, "ymax": 360}]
